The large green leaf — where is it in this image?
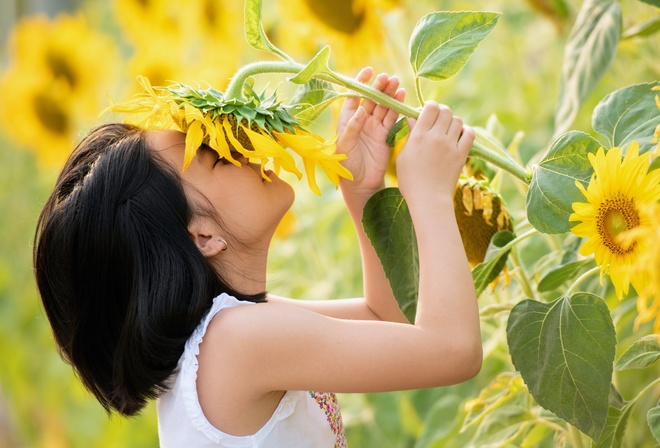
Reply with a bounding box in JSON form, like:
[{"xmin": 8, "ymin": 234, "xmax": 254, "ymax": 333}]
[
  {"xmin": 614, "ymin": 334, "xmax": 660, "ymax": 371},
  {"xmin": 592, "ymin": 82, "xmax": 660, "ymax": 154},
  {"xmin": 640, "ymin": 0, "xmax": 660, "ymax": 7},
  {"xmin": 244, "ymin": 0, "xmax": 290, "ymax": 60},
  {"xmin": 554, "ymin": 0, "xmax": 621, "ymax": 136},
  {"xmin": 291, "ymin": 79, "xmax": 347, "ymax": 126},
  {"xmin": 471, "ymin": 230, "xmax": 515, "ymax": 296},
  {"xmin": 648, "ymin": 401, "xmax": 660, "ymax": 443},
  {"xmin": 506, "ymin": 293, "xmax": 616, "ymax": 439},
  {"xmin": 362, "ymin": 188, "xmax": 418, "ymax": 323},
  {"xmin": 409, "ymin": 11, "xmax": 500, "ymax": 81},
  {"xmin": 526, "ymin": 131, "xmax": 602, "ymax": 234}
]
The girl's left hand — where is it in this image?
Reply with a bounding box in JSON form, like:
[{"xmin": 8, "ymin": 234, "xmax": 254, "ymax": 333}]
[{"xmin": 337, "ymin": 67, "xmax": 405, "ymax": 197}]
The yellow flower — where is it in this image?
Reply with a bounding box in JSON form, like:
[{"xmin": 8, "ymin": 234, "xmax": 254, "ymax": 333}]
[
  {"xmin": 108, "ymin": 77, "xmax": 352, "ymax": 194},
  {"xmin": 0, "ymin": 14, "xmax": 116, "ymax": 166},
  {"xmin": 619, "ymin": 203, "xmax": 660, "ymax": 333},
  {"xmin": 569, "ymin": 141, "xmax": 660, "ymax": 299},
  {"xmin": 276, "ymin": 0, "xmax": 401, "ymax": 71}
]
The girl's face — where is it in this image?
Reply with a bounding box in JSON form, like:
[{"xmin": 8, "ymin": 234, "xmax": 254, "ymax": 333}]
[{"xmin": 148, "ymin": 130, "xmax": 294, "ymax": 245}]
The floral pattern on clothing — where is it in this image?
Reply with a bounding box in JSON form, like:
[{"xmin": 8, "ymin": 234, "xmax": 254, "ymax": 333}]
[{"xmin": 309, "ymin": 391, "xmax": 347, "ymax": 448}]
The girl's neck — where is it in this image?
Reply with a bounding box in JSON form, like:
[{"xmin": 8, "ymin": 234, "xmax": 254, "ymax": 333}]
[{"xmin": 216, "ymin": 242, "xmax": 270, "ymax": 296}]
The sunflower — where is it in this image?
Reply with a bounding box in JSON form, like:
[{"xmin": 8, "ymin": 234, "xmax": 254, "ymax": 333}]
[
  {"xmin": 275, "ymin": 0, "xmax": 400, "ymax": 71},
  {"xmin": 0, "ymin": 14, "xmax": 116, "ymax": 166},
  {"xmin": 619, "ymin": 203, "xmax": 660, "ymax": 333},
  {"xmin": 569, "ymin": 141, "xmax": 660, "ymax": 299},
  {"xmin": 107, "ymin": 76, "xmax": 352, "ymax": 194},
  {"xmin": 453, "ymin": 177, "xmax": 513, "ymax": 267}
]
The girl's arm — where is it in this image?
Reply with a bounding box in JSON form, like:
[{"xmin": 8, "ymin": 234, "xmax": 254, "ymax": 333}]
[
  {"xmin": 201, "ymin": 102, "xmax": 481, "ymax": 397},
  {"xmin": 269, "ymin": 68, "xmax": 408, "ymax": 323}
]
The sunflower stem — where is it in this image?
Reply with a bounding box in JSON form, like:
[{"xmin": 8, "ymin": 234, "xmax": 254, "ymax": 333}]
[
  {"xmin": 225, "ymin": 61, "xmax": 532, "ymax": 184},
  {"xmin": 566, "ymin": 265, "xmax": 600, "ymax": 296},
  {"xmin": 414, "ymin": 77, "xmax": 425, "ymax": 105},
  {"xmin": 511, "ymin": 245, "xmax": 537, "ymax": 300}
]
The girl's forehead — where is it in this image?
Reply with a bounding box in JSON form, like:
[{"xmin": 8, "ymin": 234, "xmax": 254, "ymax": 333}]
[{"xmin": 146, "ymin": 130, "xmax": 186, "ymax": 168}]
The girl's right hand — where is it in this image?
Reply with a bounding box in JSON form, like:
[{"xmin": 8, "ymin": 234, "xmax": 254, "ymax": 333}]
[{"xmin": 396, "ymin": 102, "xmax": 475, "ymax": 208}]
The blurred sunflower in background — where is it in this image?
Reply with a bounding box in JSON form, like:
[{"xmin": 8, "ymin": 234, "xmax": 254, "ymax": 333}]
[
  {"xmin": 570, "ymin": 141, "xmax": 660, "ymax": 299},
  {"xmin": 0, "ymin": 14, "xmax": 117, "ymax": 167},
  {"xmin": 275, "ymin": 0, "xmax": 401, "ymax": 71},
  {"xmin": 113, "ymin": 0, "xmax": 241, "ymax": 91}
]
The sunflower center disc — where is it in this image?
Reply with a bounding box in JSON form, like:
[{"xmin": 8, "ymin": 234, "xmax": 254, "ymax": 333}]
[{"xmin": 597, "ymin": 196, "xmax": 640, "ymax": 255}]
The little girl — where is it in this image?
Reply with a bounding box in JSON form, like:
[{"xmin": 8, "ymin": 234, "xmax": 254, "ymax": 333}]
[{"xmin": 33, "ymin": 68, "xmax": 480, "ymax": 447}]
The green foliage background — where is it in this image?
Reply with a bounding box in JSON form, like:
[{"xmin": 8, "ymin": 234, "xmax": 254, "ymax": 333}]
[{"xmin": 1, "ymin": 0, "xmax": 659, "ymax": 446}]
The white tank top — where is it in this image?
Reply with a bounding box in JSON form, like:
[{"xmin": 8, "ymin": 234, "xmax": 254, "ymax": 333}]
[{"xmin": 157, "ymin": 293, "xmax": 347, "ymax": 447}]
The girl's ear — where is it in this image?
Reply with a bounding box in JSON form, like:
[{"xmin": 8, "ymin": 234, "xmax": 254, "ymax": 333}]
[{"xmin": 188, "ymin": 220, "xmax": 227, "ymax": 258}]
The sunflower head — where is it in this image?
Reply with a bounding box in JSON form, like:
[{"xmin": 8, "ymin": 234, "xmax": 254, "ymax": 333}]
[
  {"xmin": 569, "ymin": 142, "xmax": 660, "ymax": 299},
  {"xmin": 453, "ymin": 177, "xmax": 513, "ymax": 266},
  {"xmin": 619, "ymin": 202, "xmax": 660, "ymax": 332},
  {"xmin": 107, "ymin": 76, "xmax": 352, "ymax": 194}
]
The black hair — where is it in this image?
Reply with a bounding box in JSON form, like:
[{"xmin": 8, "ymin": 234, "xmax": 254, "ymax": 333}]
[{"xmin": 33, "ymin": 123, "xmax": 265, "ymax": 416}]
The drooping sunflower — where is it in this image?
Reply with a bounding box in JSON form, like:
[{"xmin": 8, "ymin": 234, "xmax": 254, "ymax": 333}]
[
  {"xmin": 276, "ymin": 0, "xmax": 401, "ymax": 71},
  {"xmin": 453, "ymin": 177, "xmax": 513, "ymax": 267},
  {"xmin": 569, "ymin": 141, "xmax": 660, "ymax": 299},
  {"xmin": 108, "ymin": 76, "xmax": 352, "ymax": 194}
]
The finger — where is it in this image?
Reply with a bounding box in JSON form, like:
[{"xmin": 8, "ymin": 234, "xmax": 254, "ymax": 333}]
[
  {"xmin": 373, "ymin": 76, "xmax": 401, "ymax": 122},
  {"xmin": 362, "ymin": 73, "xmax": 389, "ymax": 115},
  {"xmin": 447, "ymin": 116, "xmax": 464, "ymax": 140},
  {"xmin": 382, "ymin": 88, "xmax": 405, "ymax": 130},
  {"xmin": 435, "ymin": 105, "xmax": 454, "ymax": 134},
  {"xmin": 337, "ymin": 67, "xmax": 373, "ymax": 132},
  {"xmin": 415, "ymin": 101, "xmax": 440, "ymax": 132},
  {"xmin": 457, "ymin": 125, "xmax": 476, "ymax": 154},
  {"xmin": 337, "ymin": 106, "xmax": 368, "ymax": 152}
]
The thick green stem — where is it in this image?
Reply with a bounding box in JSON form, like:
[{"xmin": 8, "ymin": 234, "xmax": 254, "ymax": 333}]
[{"xmin": 225, "ymin": 61, "xmax": 532, "ymax": 184}]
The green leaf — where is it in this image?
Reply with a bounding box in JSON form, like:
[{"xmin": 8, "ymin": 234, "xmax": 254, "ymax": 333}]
[
  {"xmin": 526, "ymin": 131, "xmax": 602, "ymax": 234},
  {"xmin": 290, "ymin": 79, "xmax": 346, "ymax": 126},
  {"xmin": 538, "ymin": 258, "xmax": 595, "ymax": 292},
  {"xmin": 614, "ymin": 334, "xmax": 660, "ymax": 371},
  {"xmin": 648, "ymin": 401, "xmax": 660, "ymax": 443},
  {"xmin": 471, "ymin": 230, "xmax": 515, "ymax": 296},
  {"xmin": 506, "ymin": 293, "xmax": 616, "ymax": 439},
  {"xmin": 592, "ymin": 82, "xmax": 660, "ymax": 154},
  {"xmin": 363, "ymin": 188, "xmax": 418, "ymax": 323},
  {"xmin": 622, "ymin": 15, "xmax": 660, "ymax": 39},
  {"xmin": 288, "ymin": 46, "xmax": 332, "ymax": 85},
  {"xmin": 593, "ymin": 403, "xmax": 634, "ymax": 447},
  {"xmin": 554, "ymin": 0, "xmax": 621, "ymax": 136},
  {"xmin": 409, "ymin": 11, "xmax": 500, "ymax": 81},
  {"xmin": 244, "ymin": 0, "xmax": 290, "ymax": 60},
  {"xmin": 640, "ymin": 0, "xmax": 660, "ymax": 7}
]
